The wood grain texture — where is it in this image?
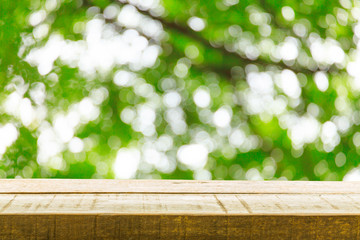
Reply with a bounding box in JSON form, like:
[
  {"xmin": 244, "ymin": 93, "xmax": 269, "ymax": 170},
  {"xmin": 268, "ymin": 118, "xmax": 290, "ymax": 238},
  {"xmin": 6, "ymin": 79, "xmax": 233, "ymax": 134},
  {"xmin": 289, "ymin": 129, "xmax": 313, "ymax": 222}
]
[
  {"xmin": 0, "ymin": 180, "xmax": 359, "ymax": 239},
  {"xmin": 0, "ymin": 193, "xmax": 359, "ymax": 214},
  {"xmin": 0, "ymin": 179, "xmax": 359, "ymax": 194},
  {"xmin": 0, "ymin": 215, "xmax": 358, "ymax": 240}
]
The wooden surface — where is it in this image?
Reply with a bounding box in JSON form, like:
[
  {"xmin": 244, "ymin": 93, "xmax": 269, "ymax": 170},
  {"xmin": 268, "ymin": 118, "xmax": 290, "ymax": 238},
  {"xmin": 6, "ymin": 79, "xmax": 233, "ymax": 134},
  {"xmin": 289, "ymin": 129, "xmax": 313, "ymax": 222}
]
[
  {"xmin": 0, "ymin": 180, "xmax": 359, "ymax": 239},
  {"xmin": 0, "ymin": 179, "xmax": 359, "ymax": 194}
]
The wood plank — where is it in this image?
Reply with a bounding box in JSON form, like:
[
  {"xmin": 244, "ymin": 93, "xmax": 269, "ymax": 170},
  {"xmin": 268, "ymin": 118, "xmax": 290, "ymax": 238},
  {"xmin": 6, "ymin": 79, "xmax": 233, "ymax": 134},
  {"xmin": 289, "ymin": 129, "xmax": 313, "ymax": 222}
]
[
  {"xmin": 0, "ymin": 215, "xmax": 358, "ymax": 240},
  {"xmin": 0, "ymin": 180, "xmax": 358, "ymax": 239},
  {"xmin": 0, "ymin": 179, "xmax": 359, "ymax": 194},
  {"xmin": 0, "ymin": 193, "xmax": 359, "ymax": 214}
]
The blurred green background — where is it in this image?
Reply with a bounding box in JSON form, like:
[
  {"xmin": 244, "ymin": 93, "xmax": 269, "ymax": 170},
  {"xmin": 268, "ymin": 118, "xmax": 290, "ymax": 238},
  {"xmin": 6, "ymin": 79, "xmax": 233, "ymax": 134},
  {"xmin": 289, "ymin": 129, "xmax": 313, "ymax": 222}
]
[{"xmin": 1, "ymin": 0, "xmax": 360, "ymax": 180}]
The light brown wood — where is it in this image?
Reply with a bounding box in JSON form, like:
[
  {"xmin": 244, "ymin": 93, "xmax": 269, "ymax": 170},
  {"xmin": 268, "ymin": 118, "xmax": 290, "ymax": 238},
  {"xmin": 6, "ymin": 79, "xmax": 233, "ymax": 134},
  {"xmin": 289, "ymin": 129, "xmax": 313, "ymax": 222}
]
[
  {"xmin": 0, "ymin": 180, "xmax": 359, "ymax": 239},
  {"xmin": 0, "ymin": 193, "xmax": 359, "ymax": 215},
  {"xmin": 0, "ymin": 179, "xmax": 359, "ymax": 194}
]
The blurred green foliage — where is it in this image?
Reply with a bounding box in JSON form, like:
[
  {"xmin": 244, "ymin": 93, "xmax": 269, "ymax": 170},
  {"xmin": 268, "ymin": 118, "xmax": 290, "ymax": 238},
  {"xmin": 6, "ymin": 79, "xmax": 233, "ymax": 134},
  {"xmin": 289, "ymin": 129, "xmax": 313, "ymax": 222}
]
[{"xmin": 1, "ymin": 0, "xmax": 360, "ymax": 180}]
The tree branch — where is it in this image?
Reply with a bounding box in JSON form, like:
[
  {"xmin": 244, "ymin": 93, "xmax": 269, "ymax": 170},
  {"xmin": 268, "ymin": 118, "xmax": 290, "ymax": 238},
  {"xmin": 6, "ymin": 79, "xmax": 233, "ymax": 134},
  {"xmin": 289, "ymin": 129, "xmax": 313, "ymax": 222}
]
[
  {"xmin": 83, "ymin": 0, "xmax": 349, "ymax": 83},
  {"xmin": 113, "ymin": 1, "xmax": 318, "ymax": 75}
]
